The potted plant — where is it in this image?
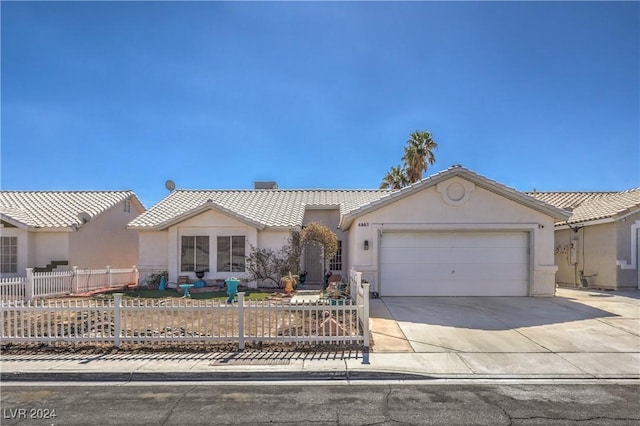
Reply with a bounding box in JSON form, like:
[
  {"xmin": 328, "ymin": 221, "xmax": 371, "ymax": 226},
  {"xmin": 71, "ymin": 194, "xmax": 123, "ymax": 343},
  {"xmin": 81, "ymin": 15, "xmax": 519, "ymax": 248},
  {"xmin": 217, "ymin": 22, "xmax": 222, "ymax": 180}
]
[
  {"xmin": 326, "ymin": 281, "xmax": 347, "ymax": 305},
  {"xmin": 225, "ymin": 277, "xmax": 241, "ymax": 303}
]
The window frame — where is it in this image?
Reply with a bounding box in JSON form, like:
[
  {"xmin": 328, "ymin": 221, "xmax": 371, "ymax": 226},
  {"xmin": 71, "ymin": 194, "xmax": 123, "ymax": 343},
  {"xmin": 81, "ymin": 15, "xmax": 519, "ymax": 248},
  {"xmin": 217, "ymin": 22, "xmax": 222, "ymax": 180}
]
[
  {"xmin": 180, "ymin": 235, "xmax": 210, "ymax": 272},
  {"xmin": 329, "ymin": 240, "xmax": 342, "ymax": 271},
  {"xmin": 217, "ymin": 235, "xmax": 246, "ymax": 273},
  {"xmin": 1, "ymin": 236, "xmax": 18, "ymax": 274}
]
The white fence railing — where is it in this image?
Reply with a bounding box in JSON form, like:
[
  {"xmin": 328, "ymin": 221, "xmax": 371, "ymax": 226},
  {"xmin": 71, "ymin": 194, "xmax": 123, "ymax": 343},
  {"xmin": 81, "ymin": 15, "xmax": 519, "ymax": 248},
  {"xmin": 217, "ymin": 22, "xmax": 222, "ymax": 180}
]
[
  {"xmin": 75, "ymin": 267, "xmax": 138, "ymax": 294},
  {"xmin": 0, "ymin": 266, "xmax": 139, "ymax": 302},
  {"xmin": 33, "ymin": 271, "xmax": 73, "ymax": 300},
  {"xmin": 1, "ymin": 291, "xmax": 369, "ymax": 349},
  {"xmin": 0, "ymin": 277, "xmax": 27, "ymax": 302}
]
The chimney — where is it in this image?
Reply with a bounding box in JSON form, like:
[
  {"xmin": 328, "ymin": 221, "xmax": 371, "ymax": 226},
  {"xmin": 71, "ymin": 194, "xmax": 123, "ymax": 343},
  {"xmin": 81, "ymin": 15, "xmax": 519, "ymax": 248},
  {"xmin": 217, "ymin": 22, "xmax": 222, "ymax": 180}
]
[{"xmin": 254, "ymin": 181, "xmax": 278, "ymax": 190}]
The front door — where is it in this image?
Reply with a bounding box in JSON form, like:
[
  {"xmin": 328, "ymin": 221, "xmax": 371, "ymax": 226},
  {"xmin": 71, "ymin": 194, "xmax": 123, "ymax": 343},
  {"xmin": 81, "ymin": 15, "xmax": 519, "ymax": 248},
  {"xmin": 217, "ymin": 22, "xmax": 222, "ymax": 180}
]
[{"xmin": 303, "ymin": 242, "xmax": 323, "ymax": 284}]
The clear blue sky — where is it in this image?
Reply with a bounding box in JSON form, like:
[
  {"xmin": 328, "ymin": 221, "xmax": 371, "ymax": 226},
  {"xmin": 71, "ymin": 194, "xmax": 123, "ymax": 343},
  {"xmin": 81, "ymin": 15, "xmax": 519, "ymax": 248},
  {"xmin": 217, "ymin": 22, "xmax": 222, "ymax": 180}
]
[{"xmin": 2, "ymin": 1, "xmax": 638, "ymax": 208}]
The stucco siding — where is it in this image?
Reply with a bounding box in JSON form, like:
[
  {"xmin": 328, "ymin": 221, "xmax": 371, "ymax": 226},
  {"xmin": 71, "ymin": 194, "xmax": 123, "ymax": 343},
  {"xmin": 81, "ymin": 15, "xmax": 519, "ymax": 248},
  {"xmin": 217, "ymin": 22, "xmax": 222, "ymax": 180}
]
[
  {"xmin": 554, "ymin": 228, "xmax": 575, "ymax": 286},
  {"xmin": 69, "ymin": 200, "xmax": 140, "ymax": 269},
  {"xmin": 257, "ymin": 230, "xmax": 290, "ymax": 251},
  {"xmin": 347, "ymin": 220, "xmax": 378, "ymax": 289},
  {"xmin": 138, "ymin": 231, "xmax": 169, "ymax": 282},
  {"xmin": 582, "ymin": 224, "xmax": 617, "ymax": 288},
  {"xmin": 616, "ymin": 210, "xmax": 640, "ymax": 288},
  {"xmin": 33, "ymin": 232, "xmax": 69, "ymax": 269},
  {"xmin": 347, "ymin": 178, "xmax": 558, "ymax": 296},
  {"xmin": 555, "ymin": 223, "xmax": 617, "ymax": 289}
]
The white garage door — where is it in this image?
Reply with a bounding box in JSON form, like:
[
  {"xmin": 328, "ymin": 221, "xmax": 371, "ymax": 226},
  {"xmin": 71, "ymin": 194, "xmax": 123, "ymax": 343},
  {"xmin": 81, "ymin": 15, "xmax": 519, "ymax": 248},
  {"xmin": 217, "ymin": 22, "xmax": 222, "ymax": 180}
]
[{"xmin": 380, "ymin": 231, "xmax": 529, "ymax": 296}]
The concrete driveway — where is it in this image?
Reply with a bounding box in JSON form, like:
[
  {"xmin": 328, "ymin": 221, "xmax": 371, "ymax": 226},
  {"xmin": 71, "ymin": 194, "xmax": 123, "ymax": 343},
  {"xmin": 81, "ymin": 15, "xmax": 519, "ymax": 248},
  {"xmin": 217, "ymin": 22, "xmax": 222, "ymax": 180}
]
[{"xmin": 369, "ymin": 288, "xmax": 640, "ymax": 376}]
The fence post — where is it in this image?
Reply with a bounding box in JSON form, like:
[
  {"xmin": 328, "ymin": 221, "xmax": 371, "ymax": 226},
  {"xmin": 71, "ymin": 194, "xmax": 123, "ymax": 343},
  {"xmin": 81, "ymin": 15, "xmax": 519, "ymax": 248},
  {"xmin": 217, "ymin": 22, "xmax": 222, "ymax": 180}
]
[
  {"xmin": 71, "ymin": 266, "xmax": 79, "ymax": 294},
  {"xmin": 350, "ymin": 269, "xmax": 362, "ymax": 300},
  {"xmin": 25, "ymin": 268, "xmax": 34, "ymax": 302},
  {"xmin": 362, "ymin": 282, "xmax": 370, "ymax": 348},
  {"xmin": 106, "ymin": 265, "xmax": 112, "ymax": 288},
  {"xmin": 133, "ymin": 265, "xmax": 139, "ymax": 286},
  {"xmin": 113, "ymin": 293, "xmax": 122, "ymax": 348},
  {"xmin": 237, "ymin": 292, "xmax": 245, "ymax": 350}
]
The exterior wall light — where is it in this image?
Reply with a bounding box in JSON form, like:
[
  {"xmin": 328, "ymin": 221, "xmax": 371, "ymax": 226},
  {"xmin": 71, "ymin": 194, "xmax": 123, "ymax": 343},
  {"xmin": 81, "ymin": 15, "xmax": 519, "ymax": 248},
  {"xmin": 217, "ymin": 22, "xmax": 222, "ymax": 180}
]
[{"xmin": 364, "ymin": 240, "xmax": 369, "ymax": 250}]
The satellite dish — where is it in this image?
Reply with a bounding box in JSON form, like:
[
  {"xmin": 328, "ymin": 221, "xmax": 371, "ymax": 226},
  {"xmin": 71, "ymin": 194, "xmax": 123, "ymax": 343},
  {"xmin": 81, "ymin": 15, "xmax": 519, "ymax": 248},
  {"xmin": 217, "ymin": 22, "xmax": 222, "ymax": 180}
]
[
  {"xmin": 77, "ymin": 212, "xmax": 91, "ymax": 224},
  {"xmin": 165, "ymin": 180, "xmax": 176, "ymax": 191}
]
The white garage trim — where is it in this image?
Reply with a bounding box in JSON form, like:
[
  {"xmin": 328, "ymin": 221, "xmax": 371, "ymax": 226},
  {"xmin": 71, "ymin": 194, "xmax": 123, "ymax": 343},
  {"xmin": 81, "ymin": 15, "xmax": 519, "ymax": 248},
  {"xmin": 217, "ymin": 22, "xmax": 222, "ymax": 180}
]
[{"xmin": 379, "ymin": 230, "xmax": 531, "ymax": 296}]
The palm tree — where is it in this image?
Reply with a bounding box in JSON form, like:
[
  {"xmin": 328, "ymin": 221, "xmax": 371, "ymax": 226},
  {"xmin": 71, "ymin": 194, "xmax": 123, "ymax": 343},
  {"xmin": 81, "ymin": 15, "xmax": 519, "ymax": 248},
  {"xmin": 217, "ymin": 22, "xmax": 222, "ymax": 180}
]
[
  {"xmin": 379, "ymin": 165, "xmax": 408, "ymax": 190},
  {"xmin": 402, "ymin": 130, "xmax": 438, "ymax": 183}
]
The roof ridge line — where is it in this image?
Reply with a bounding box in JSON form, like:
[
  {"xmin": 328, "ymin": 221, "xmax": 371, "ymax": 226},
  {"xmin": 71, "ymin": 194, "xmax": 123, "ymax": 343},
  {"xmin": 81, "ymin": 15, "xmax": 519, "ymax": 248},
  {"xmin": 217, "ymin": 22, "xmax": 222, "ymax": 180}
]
[
  {"xmin": 172, "ymin": 188, "xmax": 391, "ymax": 192},
  {"xmin": 0, "ymin": 190, "xmax": 134, "ymax": 193},
  {"xmin": 526, "ymin": 190, "xmax": 619, "ymax": 194}
]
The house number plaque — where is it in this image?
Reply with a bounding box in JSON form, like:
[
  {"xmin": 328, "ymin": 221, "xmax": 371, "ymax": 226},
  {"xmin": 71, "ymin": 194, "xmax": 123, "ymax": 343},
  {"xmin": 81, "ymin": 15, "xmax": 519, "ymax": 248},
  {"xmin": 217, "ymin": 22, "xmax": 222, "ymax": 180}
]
[{"xmin": 357, "ymin": 222, "xmax": 370, "ymax": 227}]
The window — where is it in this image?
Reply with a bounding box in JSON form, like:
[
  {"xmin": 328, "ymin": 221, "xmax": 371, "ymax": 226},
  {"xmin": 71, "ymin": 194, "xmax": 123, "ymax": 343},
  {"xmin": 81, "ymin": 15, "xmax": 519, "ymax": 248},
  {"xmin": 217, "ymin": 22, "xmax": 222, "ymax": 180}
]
[
  {"xmin": 180, "ymin": 236, "xmax": 209, "ymax": 272},
  {"xmin": 329, "ymin": 240, "xmax": 342, "ymax": 271},
  {"xmin": 1, "ymin": 236, "xmax": 17, "ymax": 273},
  {"xmin": 217, "ymin": 236, "xmax": 245, "ymax": 272}
]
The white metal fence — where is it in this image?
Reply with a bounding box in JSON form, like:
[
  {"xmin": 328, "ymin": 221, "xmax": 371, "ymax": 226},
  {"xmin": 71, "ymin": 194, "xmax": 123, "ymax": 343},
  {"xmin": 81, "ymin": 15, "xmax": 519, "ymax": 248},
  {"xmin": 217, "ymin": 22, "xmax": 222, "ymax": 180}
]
[
  {"xmin": 0, "ymin": 277, "xmax": 26, "ymax": 302},
  {"xmin": 0, "ymin": 266, "xmax": 139, "ymax": 302},
  {"xmin": 1, "ymin": 291, "xmax": 370, "ymax": 349}
]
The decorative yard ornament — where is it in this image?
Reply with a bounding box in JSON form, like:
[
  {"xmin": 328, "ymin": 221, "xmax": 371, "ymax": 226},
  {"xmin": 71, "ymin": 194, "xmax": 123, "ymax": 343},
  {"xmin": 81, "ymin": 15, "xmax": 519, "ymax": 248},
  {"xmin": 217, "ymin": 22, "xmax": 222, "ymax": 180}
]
[{"xmin": 280, "ymin": 272, "xmax": 297, "ymax": 295}]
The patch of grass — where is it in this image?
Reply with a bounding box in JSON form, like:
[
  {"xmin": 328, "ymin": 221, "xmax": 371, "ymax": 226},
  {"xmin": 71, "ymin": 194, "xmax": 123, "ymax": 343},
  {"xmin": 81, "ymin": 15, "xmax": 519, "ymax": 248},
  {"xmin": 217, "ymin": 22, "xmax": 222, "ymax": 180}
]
[{"xmin": 102, "ymin": 288, "xmax": 275, "ymax": 301}]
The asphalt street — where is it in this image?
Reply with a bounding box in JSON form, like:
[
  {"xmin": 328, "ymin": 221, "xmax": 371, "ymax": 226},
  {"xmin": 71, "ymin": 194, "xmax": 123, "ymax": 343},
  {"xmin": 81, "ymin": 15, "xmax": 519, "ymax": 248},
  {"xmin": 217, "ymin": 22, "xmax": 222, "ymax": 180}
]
[{"xmin": 1, "ymin": 382, "xmax": 639, "ymax": 425}]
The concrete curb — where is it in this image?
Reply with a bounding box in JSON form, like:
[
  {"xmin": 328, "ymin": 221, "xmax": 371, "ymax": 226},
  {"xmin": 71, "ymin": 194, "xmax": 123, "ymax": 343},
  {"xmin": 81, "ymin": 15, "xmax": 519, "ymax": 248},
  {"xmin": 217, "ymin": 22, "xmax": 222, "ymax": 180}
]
[
  {"xmin": 1, "ymin": 370, "xmax": 424, "ymax": 382},
  {"xmin": 3, "ymin": 370, "xmax": 638, "ymax": 383}
]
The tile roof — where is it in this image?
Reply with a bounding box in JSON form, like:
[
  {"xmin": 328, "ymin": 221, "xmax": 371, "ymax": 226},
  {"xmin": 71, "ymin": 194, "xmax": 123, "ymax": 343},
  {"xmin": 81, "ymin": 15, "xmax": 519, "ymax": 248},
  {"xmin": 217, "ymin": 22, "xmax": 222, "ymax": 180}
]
[
  {"xmin": 130, "ymin": 166, "xmax": 571, "ymax": 230},
  {"xmin": 526, "ymin": 191, "xmax": 615, "ymax": 210},
  {"xmin": 128, "ymin": 189, "xmax": 393, "ymax": 230},
  {"xmin": 0, "ymin": 191, "xmax": 142, "ymax": 229},
  {"xmin": 529, "ymin": 189, "xmax": 640, "ymax": 225}
]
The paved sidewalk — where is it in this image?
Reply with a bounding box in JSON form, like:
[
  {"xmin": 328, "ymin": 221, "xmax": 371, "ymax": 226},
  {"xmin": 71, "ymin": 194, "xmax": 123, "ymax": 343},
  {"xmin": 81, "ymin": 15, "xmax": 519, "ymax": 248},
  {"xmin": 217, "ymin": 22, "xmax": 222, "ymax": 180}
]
[{"xmin": 2, "ymin": 350, "xmax": 639, "ymax": 382}]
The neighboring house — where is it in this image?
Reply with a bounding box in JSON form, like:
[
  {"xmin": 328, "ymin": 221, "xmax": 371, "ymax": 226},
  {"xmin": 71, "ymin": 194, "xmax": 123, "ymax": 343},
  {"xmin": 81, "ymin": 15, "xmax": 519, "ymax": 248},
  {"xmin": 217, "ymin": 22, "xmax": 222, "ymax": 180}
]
[
  {"xmin": 530, "ymin": 189, "xmax": 640, "ymax": 290},
  {"xmin": 129, "ymin": 166, "xmax": 568, "ymax": 297},
  {"xmin": 0, "ymin": 191, "xmax": 145, "ymax": 277}
]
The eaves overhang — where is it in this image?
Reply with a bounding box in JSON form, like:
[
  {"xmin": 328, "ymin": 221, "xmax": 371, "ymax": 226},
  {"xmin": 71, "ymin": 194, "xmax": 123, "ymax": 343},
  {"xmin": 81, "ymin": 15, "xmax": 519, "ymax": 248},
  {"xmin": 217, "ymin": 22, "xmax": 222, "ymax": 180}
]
[
  {"xmin": 554, "ymin": 205, "xmax": 640, "ymax": 230},
  {"xmin": 339, "ymin": 166, "xmax": 571, "ymax": 230},
  {"xmin": 0, "ymin": 215, "xmax": 76, "ymax": 232},
  {"xmin": 129, "ymin": 200, "xmax": 266, "ymax": 231},
  {"xmin": 0, "ymin": 214, "xmax": 29, "ymax": 230}
]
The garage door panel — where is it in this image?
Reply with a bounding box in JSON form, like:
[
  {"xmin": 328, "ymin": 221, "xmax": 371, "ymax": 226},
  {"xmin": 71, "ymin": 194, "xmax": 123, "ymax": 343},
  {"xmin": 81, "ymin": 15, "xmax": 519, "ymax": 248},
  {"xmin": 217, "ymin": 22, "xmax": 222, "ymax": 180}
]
[
  {"xmin": 384, "ymin": 263, "xmax": 527, "ymax": 282},
  {"xmin": 381, "ymin": 247, "xmax": 528, "ymax": 265},
  {"xmin": 384, "ymin": 233, "xmax": 451, "ymax": 249},
  {"xmin": 382, "ymin": 249, "xmax": 528, "ymax": 264},
  {"xmin": 439, "ymin": 247, "xmax": 528, "ymax": 264},
  {"xmin": 381, "ymin": 232, "xmax": 528, "ymax": 247},
  {"xmin": 380, "ymin": 231, "xmax": 529, "ymax": 296},
  {"xmin": 381, "ymin": 247, "xmax": 456, "ymax": 263}
]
